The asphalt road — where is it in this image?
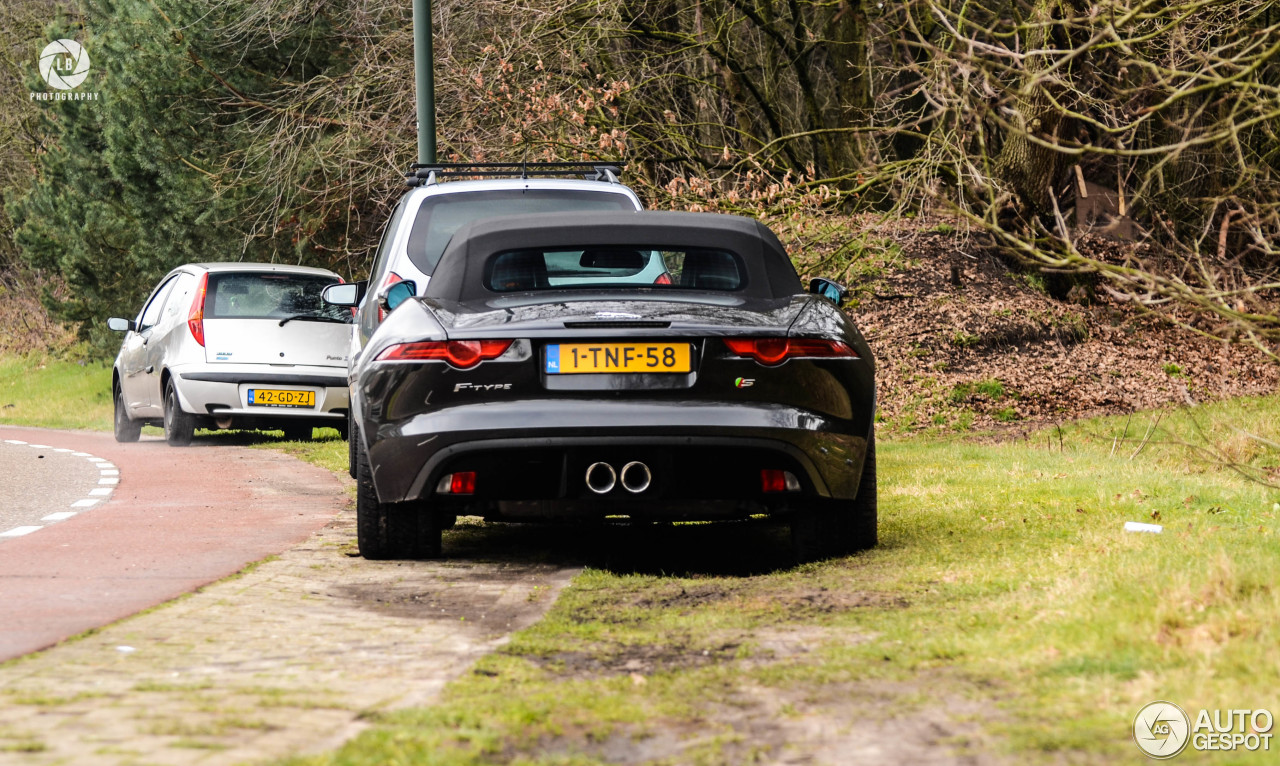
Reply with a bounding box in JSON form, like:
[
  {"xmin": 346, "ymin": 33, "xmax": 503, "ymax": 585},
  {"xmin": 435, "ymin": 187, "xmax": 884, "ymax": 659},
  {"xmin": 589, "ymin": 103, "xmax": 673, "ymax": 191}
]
[
  {"xmin": 0, "ymin": 425, "xmax": 346, "ymax": 661},
  {"xmin": 0, "ymin": 439, "xmax": 115, "ymax": 538}
]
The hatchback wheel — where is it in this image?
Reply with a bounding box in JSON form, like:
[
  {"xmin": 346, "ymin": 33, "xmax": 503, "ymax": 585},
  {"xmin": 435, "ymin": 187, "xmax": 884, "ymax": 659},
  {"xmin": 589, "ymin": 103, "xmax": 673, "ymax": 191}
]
[
  {"xmin": 355, "ymin": 435, "xmax": 441, "ymax": 560},
  {"xmin": 163, "ymin": 380, "xmax": 196, "ymax": 446},
  {"xmin": 113, "ymin": 383, "xmax": 142, "ymax": 443}
]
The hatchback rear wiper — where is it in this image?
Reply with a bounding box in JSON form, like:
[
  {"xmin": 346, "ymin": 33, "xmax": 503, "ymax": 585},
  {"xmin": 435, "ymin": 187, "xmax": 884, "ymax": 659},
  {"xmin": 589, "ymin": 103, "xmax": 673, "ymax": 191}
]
[{"xmin": 278, "ymin": 315, "xmax": 351, "ymax": 327}]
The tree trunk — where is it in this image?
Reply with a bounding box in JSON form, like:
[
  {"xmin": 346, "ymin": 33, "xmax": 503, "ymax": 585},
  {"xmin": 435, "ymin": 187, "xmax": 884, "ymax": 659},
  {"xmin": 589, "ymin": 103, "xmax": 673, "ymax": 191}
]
[{"xmin": 993, "ymin": 0, "xmax": 1074, "ymax": 215}]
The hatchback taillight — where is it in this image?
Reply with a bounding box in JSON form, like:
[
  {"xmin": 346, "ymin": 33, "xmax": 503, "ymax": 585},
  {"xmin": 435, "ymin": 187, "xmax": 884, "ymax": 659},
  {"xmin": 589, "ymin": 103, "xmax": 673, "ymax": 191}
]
[
  {"xmin": 723, "ymin": 337, "xmax": 857, "ymax": 366},
  {"xmin": 188, "ymin": 273, "xmax": 209, "ymax": 347},
  {"xmin": 375, "ymin": 339, "xmax": 513, "ymax": 369}
]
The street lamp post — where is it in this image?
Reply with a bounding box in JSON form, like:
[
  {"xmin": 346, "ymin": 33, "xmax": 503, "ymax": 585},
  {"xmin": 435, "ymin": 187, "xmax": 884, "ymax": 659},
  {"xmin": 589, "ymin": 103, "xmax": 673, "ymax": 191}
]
[{"xmin": 413, "ymin": 0, "xmax": 436, "ymax": 164}]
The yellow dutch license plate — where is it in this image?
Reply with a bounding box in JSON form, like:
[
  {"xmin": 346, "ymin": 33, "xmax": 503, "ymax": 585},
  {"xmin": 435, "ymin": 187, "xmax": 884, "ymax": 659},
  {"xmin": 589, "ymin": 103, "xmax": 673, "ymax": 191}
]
[
  {"xmin": 248, "ymin": 388, "xmax": 315, "ymax": 408},
  {"xmin": 546, "ymin": 343, "xmax": 692, "ymax": 374}
]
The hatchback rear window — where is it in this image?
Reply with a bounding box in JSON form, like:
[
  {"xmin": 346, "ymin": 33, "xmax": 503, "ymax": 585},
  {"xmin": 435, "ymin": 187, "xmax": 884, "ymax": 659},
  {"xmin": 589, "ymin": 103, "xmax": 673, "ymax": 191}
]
[
  {"xmin": 484, "ymin": 247, "xmax": 745, "ymax": 293},
  {"xmin": 206, "ymin": 273, "xmax": 351, "ymax": 322},
  {"xmin": 406, "ymin": 190, "xmax": 635, "ymax": 276}
]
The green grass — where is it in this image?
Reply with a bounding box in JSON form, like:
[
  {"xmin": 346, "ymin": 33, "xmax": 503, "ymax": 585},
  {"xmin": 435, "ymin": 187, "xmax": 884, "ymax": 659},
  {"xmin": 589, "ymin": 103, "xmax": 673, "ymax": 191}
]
[
  {"xmin": 7, "ymin": 353, "xmax": 1280, "ymax": 763},
  {"xmin": 0, "ymin": 354, "xmax": 113, "ymax": 429},
  {"xmin": 279, "ymin": 397, "xmax": 1280, "ymax": 765}
]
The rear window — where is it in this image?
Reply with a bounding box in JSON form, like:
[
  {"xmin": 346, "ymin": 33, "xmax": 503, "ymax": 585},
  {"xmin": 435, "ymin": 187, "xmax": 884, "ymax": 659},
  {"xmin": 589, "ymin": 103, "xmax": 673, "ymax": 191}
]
[
  {"xmin": 206, "ymin": 273, "xmax": 350, "ymax": 322},
  {"xmin": 406, "ymin": 190, "xmax": 635, "ymax": 276},
  {"xmin": 484, "ymin": 247, "xmax": 746, "ymax": 293}
]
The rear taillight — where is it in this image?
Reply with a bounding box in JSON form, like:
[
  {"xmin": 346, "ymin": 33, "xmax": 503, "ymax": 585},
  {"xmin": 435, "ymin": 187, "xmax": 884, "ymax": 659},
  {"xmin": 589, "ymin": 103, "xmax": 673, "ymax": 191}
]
[
  {"xmin": 377, "ymin": 272, "xmax": 404, "ymax": 322},
  {"xmin": 188, "ymin": 272, "xmax": 209, "ymax": 347},
  {"xmin": 654, "ymin": 273, "xmax": 672, "ymax": 285},
  {"xmin": 761, "ymin": 469, "xmax": 801, "ymax": 493},
  {"xmin": 436, "ymin": 471, "xmax": 476, "ymax": 495},
  {"xmin": 723, "ymin": 338, "xmax": 857, "ymax": 366},
  {"xmin": 375, "ymin": 339, "xmax": 513, "ymax": 369}
]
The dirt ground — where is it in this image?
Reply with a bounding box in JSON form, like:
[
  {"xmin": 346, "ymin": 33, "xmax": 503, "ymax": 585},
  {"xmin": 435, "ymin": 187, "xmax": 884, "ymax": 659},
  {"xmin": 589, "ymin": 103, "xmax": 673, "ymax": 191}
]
[
  {"xmin": 837, "ymin": 218, "xmax": 1278, "ymax": 431},
  {"xmin": 0, "ymin": 505, "xmax": 1007, "ymax": 766}
]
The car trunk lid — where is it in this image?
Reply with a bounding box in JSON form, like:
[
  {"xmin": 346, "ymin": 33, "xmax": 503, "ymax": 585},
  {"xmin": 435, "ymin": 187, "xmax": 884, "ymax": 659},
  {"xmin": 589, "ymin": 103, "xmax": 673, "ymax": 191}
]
[
  {"xmin": 203, "ymin": 319, "xmax": 349, "ymax": 367},
  {"xmin": 427, "ymin": 295, "xmax": 809, "ymax": 339}
]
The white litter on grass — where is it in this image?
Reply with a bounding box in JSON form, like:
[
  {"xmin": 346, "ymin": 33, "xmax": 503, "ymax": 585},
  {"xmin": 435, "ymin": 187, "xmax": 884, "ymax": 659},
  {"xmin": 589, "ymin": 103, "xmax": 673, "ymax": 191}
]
[
  {"xmin": 116, "ymin": 646, "xmax": 136, "ymax": 654},
  {"xmin": 1124, "ymin": 521, "xmax": 1163, "ymax": 534}
]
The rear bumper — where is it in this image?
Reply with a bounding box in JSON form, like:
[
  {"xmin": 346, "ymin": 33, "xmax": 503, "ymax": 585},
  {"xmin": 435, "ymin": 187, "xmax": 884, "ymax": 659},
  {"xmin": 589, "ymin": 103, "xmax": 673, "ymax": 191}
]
[
  {"xmin": 172, "ymin": 363, "xmax": 349, "ymax": 420},
  {"xmin": 364, "ymin": 400, "xmax": 870, "ymax": 507}
]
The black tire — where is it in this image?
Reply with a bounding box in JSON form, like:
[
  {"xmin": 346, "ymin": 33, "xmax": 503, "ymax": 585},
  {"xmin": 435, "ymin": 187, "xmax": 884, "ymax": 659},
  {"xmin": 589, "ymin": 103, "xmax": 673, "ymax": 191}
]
[
  {"xmin": 354, "ymin": 433, "xmax": 441, "ymax": 560},
  {"xmin": 163, "ymin": 380, "xmax": 195, "ymax": 447},
  {"xmin": 113, "ymin": 383, "xmax": 142, "ymax": 443},
  {"xmin": 791, "ymin": 430, "xmax": 878, "ymax": 562},
  {"xmin": 282, "ymin": 422, "xmax": 313, "ymax": 441},
  {"xmin": 346, "ymin": 410, "xmax": 357, "ymax": 479}
]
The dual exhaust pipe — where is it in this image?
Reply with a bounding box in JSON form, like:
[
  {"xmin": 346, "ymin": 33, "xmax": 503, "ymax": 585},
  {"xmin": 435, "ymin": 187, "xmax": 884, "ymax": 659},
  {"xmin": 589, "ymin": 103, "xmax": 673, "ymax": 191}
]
[{"xmin": 585, "ymin": 461, "xmax": 652, "ymax": 495}]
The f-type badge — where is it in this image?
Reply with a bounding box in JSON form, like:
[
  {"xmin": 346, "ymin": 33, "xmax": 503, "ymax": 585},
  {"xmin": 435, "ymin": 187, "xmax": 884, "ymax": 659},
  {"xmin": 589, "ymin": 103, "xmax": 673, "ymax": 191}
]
[{"xmin": 454, "ymin": 382, "xmax": 512, "ymax": 392}]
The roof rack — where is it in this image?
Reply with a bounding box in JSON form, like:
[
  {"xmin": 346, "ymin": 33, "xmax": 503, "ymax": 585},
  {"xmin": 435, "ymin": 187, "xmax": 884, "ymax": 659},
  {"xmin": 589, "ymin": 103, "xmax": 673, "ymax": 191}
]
[{"xmin": 404, "ymin": 162, "xmax": 623, "ymax": 188}]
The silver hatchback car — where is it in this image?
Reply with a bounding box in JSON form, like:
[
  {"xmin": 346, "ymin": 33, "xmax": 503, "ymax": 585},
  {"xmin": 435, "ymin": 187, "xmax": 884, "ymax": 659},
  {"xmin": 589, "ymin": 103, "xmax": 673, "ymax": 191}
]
[{"xmin": 108, "ymin": 263, "xmax": 352, "ymax": 445}]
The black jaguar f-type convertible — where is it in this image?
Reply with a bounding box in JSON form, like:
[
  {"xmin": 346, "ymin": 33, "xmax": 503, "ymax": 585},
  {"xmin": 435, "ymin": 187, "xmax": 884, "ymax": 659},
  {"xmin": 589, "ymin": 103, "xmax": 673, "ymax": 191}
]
[{"xmin": 335, "ymin": 211, "xmax": 876, "ymax": 561}]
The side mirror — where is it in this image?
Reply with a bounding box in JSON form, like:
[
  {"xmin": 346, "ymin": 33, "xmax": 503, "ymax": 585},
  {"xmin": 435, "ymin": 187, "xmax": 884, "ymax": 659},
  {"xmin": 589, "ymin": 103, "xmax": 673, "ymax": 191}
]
[
  {"xmin": 808, "ymin": 278, "xmax": 850, "ymax": 305},
  {"xmin": 377, "ymin": 280, "xmax": 417, "ymax": 314},
  {"xmin": 107, "ymin": 317, "xmax": 136, "ymax": 332},
  {"xmin": 322, "ymin": 283, "xmax": 360, "ymax": 308}
]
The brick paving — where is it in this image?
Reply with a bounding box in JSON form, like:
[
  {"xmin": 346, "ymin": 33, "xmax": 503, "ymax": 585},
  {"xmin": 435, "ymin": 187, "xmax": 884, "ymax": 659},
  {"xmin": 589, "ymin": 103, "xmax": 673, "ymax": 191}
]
[{"xmin": 0, "ymin": 501, "xmax": 579, "ymax": 765}]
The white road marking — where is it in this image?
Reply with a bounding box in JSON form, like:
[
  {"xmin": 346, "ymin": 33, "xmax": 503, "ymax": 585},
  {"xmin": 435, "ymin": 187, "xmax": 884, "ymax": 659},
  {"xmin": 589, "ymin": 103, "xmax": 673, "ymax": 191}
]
[
  {"xmin": 0, "ymin": 526, "xmax": 43, "ymax": 538},
  {"xmin": 0, "ymin": 441, "xmax": 119, "ymax": 544}
]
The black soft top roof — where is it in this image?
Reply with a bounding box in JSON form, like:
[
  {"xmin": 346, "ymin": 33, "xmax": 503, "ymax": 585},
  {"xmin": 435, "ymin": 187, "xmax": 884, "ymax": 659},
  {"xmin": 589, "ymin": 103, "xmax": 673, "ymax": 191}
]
[{"xmin": 423, "ymin": 211, "xmax": 803, "ymax": 301}]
